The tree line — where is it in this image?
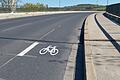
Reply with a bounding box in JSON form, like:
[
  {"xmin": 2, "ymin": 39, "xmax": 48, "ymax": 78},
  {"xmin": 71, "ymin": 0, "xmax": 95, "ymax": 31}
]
[{"xmin": 0, "ymin": 3, "xmax": 106, "ymax": 12}]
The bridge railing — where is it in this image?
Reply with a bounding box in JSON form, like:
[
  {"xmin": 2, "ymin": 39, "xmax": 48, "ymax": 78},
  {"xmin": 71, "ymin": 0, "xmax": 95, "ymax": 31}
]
[
  {"xmin": 105, "ymin": 3, "xmax": 120, "ymax": 24},
  {"xmin": 106, "ymin": 3, "xmax": 120, "ymax": 17}
]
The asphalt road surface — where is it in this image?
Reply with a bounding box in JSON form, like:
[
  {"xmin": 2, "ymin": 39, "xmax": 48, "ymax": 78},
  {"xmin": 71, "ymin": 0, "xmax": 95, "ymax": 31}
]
[{"xmin": 0, "ymin": 12, "xmax": 92, "ymax": 80}]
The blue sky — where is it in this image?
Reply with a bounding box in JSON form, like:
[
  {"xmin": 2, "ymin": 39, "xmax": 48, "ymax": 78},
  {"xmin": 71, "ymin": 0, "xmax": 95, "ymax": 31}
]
[{"xmin": 20, "ymin": 0, "xmax": 120, "ymax": 7}]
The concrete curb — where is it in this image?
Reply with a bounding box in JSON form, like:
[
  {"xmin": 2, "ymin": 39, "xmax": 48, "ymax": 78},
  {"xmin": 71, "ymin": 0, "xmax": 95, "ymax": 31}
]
[
  {"xmin": 84, "ymin": 14, "xmax": 97, "ymax": 80},
  {"xmin": 0, "ymin": 11, "xmax": 101, "ymax": 20},
  {"xmin": 85, "ymin": 13, "xmax": 120, "ymax": 80},
  {"xmin": 64, "ymin": 44, "xmax": 78, "ymax": 80},
  {"xmin": 104, "ymin": 12, "xmax": 120, "ymax": 24}
]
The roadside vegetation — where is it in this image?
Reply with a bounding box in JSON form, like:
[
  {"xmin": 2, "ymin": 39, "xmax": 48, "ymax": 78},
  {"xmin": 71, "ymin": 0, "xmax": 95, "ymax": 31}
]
[{"xmin": 0, "ymin": 3, "xmax": 106, "ymax": 12}]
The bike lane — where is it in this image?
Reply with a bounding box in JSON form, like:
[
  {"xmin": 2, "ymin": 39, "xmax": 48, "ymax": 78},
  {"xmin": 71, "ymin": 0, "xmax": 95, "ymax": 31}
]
[
  {"xmin": 0, "ymin": 18, "xmax": 79, "ymax": 80},
  {"xmin": 0, "ymin": 42, "xmax": 73, "ymax": 80},
  {"xmin": 0, "ymin": 13, "xmax": 90, "ymax": 80}
]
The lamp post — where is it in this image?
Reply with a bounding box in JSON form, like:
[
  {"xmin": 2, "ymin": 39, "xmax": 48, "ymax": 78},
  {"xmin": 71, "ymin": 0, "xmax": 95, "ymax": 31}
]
[
  {"xmin": 96, "ymin": 0, "xmax": 98, "ymax": 10},
  {"xmin": 107, "ymin": 0, "xmax": 109, "ymax": 6},
  {"xmin": 59, "ymin": 0, "xmax": 61, "ymax": 10}
]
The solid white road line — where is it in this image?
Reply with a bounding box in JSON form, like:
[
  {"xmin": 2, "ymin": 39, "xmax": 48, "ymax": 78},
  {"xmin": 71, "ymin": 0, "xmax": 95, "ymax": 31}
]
[
  {"xmin": 2, "ymin": 23, "xmax": 32, "ymax": 32},
  {"xmin": 0, "ymin": 56, "xmax": 16, "ymax": 69},
  {"xmin": 17, "ymin": 29, "xmax": 55, "ymax": 57},
  {"xmin": 17, "ymin": 42, "xmax": 39, "ymax": 56},
  {"xmin": 0, "ymin": 29, "xmax": 55, "ymax": 69},
  {"xmin": 0, "ymin": 16, "xmax": 55, "ymax": 25},
  {"xmin": 1, "ymin": 17, "xmax": 56, "ymax": 32}
]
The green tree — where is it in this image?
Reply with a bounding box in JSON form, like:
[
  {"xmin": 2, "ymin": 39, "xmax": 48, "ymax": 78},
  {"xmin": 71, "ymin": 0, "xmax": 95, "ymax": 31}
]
[{"xmin": 21, "ymin": 3, "xmax": 46, "ymax": 11}]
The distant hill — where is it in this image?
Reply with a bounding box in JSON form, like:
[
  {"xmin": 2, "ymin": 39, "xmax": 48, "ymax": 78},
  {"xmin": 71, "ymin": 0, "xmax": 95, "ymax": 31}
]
[
  {"xmin": 0, "ymin": 3, "xmax": 106, "ymax": 12},
  {"xmin": 63, "ymin": 4, "xmax": 106, "ymax": 11}
]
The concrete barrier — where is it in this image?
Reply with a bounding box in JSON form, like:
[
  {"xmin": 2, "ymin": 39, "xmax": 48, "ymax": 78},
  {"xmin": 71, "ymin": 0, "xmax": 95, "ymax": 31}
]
[
  {"xmin": 0, "ymin": 11, "xmax": 99, "ymax": 20},
  {"xmin": 85, "ymin": 13, "xmax": 120, "ymax": 80},
  {"xmin": 104, "ymin": 12, "xmax": 120, "ymax": 24}
]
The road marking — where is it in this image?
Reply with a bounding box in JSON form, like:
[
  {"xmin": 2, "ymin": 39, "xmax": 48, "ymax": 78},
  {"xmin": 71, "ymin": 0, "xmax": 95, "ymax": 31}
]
[
  {"xmin": 0, "ymin": 29, "xmax": 55, "ymax": 69},
  {"xmin": 2, "ymin": 23, "xmax": 32, "ymax": 32},
  {"xmin": 0, "ymin": 17, "xmax": 56, "ymax": 32},
  {"xmin": 0, "ymin": 56, "xmax": 16, "ymax": 69},
  {"xmin": 39, "ymin": 45, "xmax": 59, "ymax": 56},
  {"xmin": 40, "ymin": 29, "xmax": 55, "ymax": 39},
  {"xmin": 0, "ymin": 16, "xmax": 55, "ymax": 25},
  {"xmin": 17, "ymin": 29, "xmax": 55, "ymax": 56},
  {"xmin": 17, "ymin": 42, "xmax": 39, "ymax": 56}
]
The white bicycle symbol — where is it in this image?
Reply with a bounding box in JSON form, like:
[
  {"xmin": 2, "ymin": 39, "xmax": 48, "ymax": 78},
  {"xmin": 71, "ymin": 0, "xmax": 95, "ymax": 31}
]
[{"xmin": 39, "ymin": 45, "xmax": 59, "ymax": 56}]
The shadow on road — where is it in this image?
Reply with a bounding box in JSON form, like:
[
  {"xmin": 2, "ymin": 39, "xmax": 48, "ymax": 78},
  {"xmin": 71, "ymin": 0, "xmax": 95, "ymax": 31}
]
[
  {"xmin": 74, "ymin": 19, "xmax": 86, "ymax": 80},
  {"xmin": 95, "ymin": 14, "xmax": 120, "ymax": 53}
]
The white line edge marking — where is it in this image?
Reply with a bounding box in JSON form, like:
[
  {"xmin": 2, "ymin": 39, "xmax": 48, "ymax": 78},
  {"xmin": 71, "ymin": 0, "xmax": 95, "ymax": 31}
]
[
  {"xmin": 17, "ymin": 29, "xmax": 55, "ymax": 56},
  {"xmin": 0, "ymin": 29, "xmax": 55, "ymax": 68},
  {"xmin": 2, "ymin": 23, "xmax": 32, "ymax": 32},
  {"xmin": 0, "ymin": 56, "xmax": 16, "ymax": 69},
  {"xmin": 17, "ymin": 42, "xmax": 39, "ymax": 56}
]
